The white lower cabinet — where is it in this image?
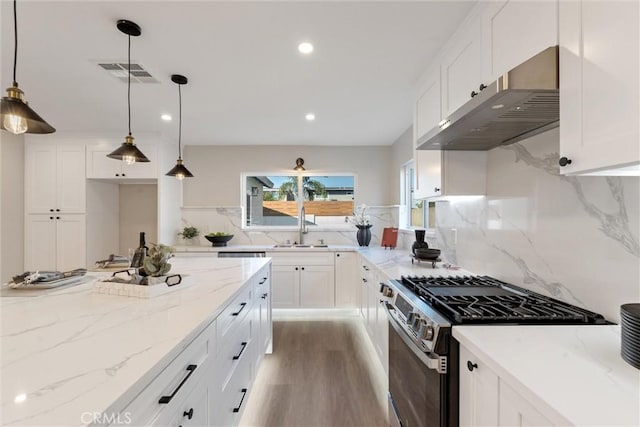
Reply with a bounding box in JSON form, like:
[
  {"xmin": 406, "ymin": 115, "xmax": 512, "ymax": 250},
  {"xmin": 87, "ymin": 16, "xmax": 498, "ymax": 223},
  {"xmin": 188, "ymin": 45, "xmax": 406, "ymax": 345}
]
[
  {"xmin": 359, "ymin": 256, "xmax": 389, "ymax": 375},
  {"xmin": 459, "ymin": 345, "xmax": 499, "ymax": 427},
  {"xmin": 460, "ymin": 343, "xmax": 554, "ymax": 427},
  {"xmin": 334, "ymin": 252, "xmax": 358, "ymax": 308},
  {"xmin": 25, "ymin": 214, "xmax": 86, "ymax": 271},
  {"xmin": 268, "ymin": 252, "xmax": 335, "ymax": 308},
  {"xmin": 114, "ymin": 264, "xmax": 271, "ymax": 427}
]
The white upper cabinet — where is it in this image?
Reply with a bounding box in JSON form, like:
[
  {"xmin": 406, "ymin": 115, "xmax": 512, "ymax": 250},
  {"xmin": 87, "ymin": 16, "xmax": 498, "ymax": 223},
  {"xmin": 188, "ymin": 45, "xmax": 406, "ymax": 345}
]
[
  {"xmin": 25, "ymin": 142, "xmax": 86, "ymax": 214},
  {"xmin": 415, "ymin": 150, "xmax": 487, "ymax": 199},
  {"xmin": 481, "ymin": 0, "xmax": 558, "ymax": 82},
  {"xmin": 86, "ymin": 141, "xmax": 158, "ymax": 179},
  {"xmin": 414, "ymin": 65, "xmax": 442, "ymax": 146},
  {"xmin": 441, "ymin": 16, "xmax": 483, "ymax": 117},
  {"xmin": 559, "ymin": 0, "xmax": 640, "ymax": 175}
]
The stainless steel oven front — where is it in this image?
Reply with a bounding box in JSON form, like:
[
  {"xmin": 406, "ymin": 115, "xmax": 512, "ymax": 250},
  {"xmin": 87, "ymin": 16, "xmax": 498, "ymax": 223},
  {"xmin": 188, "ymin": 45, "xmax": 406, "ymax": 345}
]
[{"xmin": 383, "ymin": 282, "xmax": 458, "ymax": 427}]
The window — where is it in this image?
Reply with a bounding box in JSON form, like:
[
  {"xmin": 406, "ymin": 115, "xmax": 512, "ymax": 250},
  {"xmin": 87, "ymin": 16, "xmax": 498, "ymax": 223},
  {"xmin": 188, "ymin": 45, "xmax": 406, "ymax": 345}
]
[
  {"xmin": 401, "ymin": 161, "xmax": 435, "ymax": 229},
  {"xmin": 243, "ymin": 173, "xmax": 355, "ymax": 229}
]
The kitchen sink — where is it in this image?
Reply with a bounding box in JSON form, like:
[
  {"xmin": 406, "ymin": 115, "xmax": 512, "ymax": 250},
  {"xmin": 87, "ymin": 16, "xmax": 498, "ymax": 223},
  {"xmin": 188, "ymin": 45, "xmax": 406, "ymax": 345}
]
[{"xmin": 272, "ymin": 244, "xmax": 329, "ymax": 248}]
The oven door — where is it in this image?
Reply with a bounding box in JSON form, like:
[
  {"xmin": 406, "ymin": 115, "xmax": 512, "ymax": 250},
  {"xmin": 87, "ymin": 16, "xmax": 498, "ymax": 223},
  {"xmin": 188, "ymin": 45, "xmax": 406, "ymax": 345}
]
[{"xmin": 383, "ymin": 302, "xmax": 449, "ymax": 427}]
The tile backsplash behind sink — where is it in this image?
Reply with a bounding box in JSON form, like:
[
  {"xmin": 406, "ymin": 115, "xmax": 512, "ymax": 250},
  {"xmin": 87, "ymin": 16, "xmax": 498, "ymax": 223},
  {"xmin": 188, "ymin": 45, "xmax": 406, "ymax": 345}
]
[{"xmin": 179, "ymin": 205, "xmax": 400, "ymax": 248}]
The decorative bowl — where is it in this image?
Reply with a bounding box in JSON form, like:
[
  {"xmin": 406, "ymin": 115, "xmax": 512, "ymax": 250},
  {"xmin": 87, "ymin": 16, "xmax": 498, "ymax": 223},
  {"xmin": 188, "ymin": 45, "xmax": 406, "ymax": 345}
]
[
  {"xmin": 415, "ymin": 248, "xmax": 441, "ymax": 260},
  {"xmin": 204, "ymin": 234, "xmax": 234, "ymax": 247}
]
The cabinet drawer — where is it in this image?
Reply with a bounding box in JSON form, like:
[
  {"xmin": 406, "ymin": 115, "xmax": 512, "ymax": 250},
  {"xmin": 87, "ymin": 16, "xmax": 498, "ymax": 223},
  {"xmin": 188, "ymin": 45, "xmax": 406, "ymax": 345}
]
[
  {"xmin": 267, "ymin": 252, "xmax": 334, "ymax": 266},
  {"xmin": 213, "ymin": 349, "xmax": 253, "ymax": 426},
  {"xmin": 122, "ymin": 321, "xmax": 213, "ymax": 426},
  {"xmin": 151, "ymin": 368, "xmax": 210, "ymax": 427},
  {"xmin": 218, "ymin": 314, "xmax": 253, "ymax": 392},
  {"xmin": 217, "ymin": 286, "xmax": 253, "ymax": 341}
]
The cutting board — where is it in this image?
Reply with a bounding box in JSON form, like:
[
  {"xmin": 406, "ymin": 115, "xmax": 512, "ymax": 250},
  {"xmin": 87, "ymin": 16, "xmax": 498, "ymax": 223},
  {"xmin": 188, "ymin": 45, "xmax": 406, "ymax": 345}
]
[{"xmin": 381, "ymin": 227, "xmax": 398, "ymax": 249}]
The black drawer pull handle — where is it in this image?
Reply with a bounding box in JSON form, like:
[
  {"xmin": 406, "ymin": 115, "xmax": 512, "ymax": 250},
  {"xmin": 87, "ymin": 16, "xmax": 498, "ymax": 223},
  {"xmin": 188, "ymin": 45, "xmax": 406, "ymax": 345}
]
[
  {"xmin": 259, "ymin": 277, "xmax": 267, "ymax": 284},
  {"xmin": 183, "ymin": 408, "xmax": 194, "ymax": 420},
  {"xmin": 363, "ymin": 265, "xmax": 369, "ymax": 271},
  {"xmin": 362, "ymin": 278, "xmax": 368, "ymax": 283},
  {"xmin": 232, "ymin": 302, "xmax": 247, "ymax": 316},
  {"xmin": 233, "ymin": 342, "xmax": 248, "ymax": 360},
  {"xmin": 467, "ymin": 361, "xmax": 478, "ymax": 372},
  {"xmin": 261, "ymin": 293, "xmax": 268, "ymax": 299},
  {"xmin": 233, "ymin": 388, "xmax": 248, "ymax": 413},
  {"xmin": 158, "ymin": 364, "xmax": 197, "ymax": 404}
]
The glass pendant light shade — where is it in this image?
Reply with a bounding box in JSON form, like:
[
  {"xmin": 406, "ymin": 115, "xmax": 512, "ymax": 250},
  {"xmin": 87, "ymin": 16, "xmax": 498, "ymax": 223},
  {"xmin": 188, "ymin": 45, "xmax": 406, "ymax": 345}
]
[
  {"xmin": 166, "ymin": 159, "xmax": 194, "ymax": 180},
  {"xmin": 0, "ymin": 1, "xmax": 55, "ymax": 134},
  {"xmin": 107, "ymin": 134, "xmax": 150, "ymax": 164},
  {"xmin": 107, "ymin": 19, "xmax": 149, "ymax": 165},
  {"xmin": 165, "ymin": 74, "xmax": 194, "ymax": 179}
]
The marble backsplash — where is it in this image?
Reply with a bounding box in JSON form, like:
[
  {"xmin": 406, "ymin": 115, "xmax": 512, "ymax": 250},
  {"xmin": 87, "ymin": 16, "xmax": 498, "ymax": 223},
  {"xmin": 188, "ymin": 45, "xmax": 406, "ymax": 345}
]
[
  {"xmin": 427, "ymin": 129, "xmax": 639, "ymax": 323},
  {"xmin": 179, "ymin": 205, "xmax": 400, "ymax": 248}
]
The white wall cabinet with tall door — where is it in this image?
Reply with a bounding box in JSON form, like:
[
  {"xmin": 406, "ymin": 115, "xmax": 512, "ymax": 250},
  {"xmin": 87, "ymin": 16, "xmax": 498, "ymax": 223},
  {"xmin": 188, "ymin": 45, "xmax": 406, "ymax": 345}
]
[
  {"xmin": 86, "ymin": 141, "xmax": 158, "ymax": 179},
  {"xmin": 268, "ymin": 252, "xmax": 335, "ymax": 308},
  {"xmin": 24, "ymin": 142, "xmax": 86, "ymax": 270},
  {"xmin": 334, "ymin": 251, "xmax": 358, "ymax": 309},
  {"xmin": 481, "ymin": 0, "xmax": 558, "ymax": 83},
  {"xmin": 559, "ymin": 0, "xmax": 639, "ymax": 175}
]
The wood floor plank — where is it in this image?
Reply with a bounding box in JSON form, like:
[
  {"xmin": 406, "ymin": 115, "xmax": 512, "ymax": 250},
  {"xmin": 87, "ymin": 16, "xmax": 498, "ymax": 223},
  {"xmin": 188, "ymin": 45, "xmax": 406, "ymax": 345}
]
[{"xmin": 240, "ymin": 318, "xmax": 388, "ymax": 427}]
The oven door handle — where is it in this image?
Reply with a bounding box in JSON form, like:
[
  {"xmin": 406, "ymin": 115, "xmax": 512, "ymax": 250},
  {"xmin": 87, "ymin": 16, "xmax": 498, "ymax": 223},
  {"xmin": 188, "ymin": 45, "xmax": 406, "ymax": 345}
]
[{"xmin": 382, "ymin": 301, "xmax": 447, "ymax": 374}]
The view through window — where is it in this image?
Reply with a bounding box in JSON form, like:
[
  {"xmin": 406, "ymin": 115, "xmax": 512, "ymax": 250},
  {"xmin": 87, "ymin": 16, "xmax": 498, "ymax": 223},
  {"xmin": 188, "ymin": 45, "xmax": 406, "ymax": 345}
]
[{"xmin": 244, "ymin": 174, "xmax": 355, "ymax": 227}]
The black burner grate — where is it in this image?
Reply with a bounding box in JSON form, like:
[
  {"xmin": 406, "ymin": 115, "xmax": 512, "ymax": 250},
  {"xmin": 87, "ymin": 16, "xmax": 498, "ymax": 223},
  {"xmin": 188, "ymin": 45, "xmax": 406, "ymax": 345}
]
[{"xmin": 400, "ymin": 275, "xmax": 607, "ymax": 325}]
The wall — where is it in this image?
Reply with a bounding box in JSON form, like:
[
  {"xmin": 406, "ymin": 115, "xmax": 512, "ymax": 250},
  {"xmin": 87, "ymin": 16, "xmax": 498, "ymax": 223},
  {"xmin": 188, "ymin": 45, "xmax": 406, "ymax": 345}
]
[
  {"xmin": 119, "ymin": 184, "xmax": 158, "ymax": 254},
  {"xmin": 86, "ymin": 181, "xmax": 119, "ymax": 266},
  {"xmin": 422, "ymin": 128, "xmax": 639, "ymax": 323},
  {"xmin": 182, "ymin": 145, "xmax": 394, "ymax": 207},
  {"xmin": 0, "ymin": 133, "xmax": 25, "ymax": 282}
]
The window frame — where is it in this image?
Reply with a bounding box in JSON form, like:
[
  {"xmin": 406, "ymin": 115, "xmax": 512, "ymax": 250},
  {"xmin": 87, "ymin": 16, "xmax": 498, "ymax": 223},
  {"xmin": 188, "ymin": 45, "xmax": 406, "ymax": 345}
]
[{"xmin": 241, "ymin": 172, "xmax": 358, "ymax": 231}]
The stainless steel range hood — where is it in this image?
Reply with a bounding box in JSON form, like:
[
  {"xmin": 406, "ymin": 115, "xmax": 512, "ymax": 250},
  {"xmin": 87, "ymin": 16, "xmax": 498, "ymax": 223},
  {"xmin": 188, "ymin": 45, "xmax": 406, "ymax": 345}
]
[{"xmin": 417, "ymin": 46, "xmax": 559, "ymax": 151}]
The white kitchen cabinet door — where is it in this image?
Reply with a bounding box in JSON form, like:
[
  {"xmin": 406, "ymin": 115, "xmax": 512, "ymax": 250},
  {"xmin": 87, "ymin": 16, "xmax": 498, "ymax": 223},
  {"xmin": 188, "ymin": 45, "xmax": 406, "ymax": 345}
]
[
  {"xmin": 334, "ymin": 252, "xmax": 358, "ymax": 308},
  {"xmin": 414, "ymin": 65, "xmax": 442, "ymax": 146},
  {"xmin": 459, "ymin": 344, "xmax": 499, "ymax": 427},
  {"xmin": 360, "ymin": 274, "xmax": 368, "ymax": 322},
  {"xmin": 482, "ymin": 0, "xmax": 558, "ymax": 82},
  {"xmin": 300, "ymin": 265, "xmax": 335, "ymax": 308},
  {"xmin": 374, "ymin": 291, "xmax": 389, "ymax": 376},
  {"xmin": 56, "ymin": 215, "xmax": 86, "ymax": 271},
  {"xmin": 25, "ymin": 215, "xmax": 57, "ymax": 271},
  {"xmin": 441, "ymin": 16, "xmax": 483, "ymax": 117},
  {"xmin": 24, "ymin": 214, "xmax": 85, "ymax": 271},
  {"xmin": 498, "ymin": 380, "xmax": 553, "ymax": 427},
  {"xmin": 271, "ymin": 265, "xmax": 300, "ymax": 308},
  {"xmin": 415, "ymin": 150, "xmax": 487, "ymax": 199},
  {"xmin": 25, "ymin": 143, "xmax": 86, "ymax": 214},
  {"xmin": 559, "ymin": 0, "xmax": 639, "ymax": 175},
  {"xmin": 86, "ymin": 142, "xmax": 158, "ymax": 179}
]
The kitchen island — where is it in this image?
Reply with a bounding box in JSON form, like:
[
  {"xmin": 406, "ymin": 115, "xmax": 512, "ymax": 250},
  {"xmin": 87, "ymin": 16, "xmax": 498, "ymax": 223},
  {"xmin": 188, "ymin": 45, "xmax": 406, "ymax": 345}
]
[{"xmin": 0, "ymin": 257, "xmax": 271, "ymax": 426}]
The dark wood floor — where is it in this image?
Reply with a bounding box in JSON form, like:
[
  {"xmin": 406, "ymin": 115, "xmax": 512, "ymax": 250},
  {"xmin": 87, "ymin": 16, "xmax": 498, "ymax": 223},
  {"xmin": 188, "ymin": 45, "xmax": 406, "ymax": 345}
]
[{"xmin": 240, "ymin": 318, "xmax": 388, "ymax": 427}]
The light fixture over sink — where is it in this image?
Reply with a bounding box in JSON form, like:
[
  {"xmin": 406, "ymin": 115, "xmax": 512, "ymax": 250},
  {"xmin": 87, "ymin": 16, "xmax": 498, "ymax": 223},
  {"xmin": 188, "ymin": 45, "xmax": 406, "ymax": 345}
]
[
  {"xmin": 293, "ymin": 158, "xmax": 305, "ymax": 171},
  {"xmin": 165, "ymin": 74, "xmax": 194, "ymax": 180},
  {"xmin": 0, "ymin": 0, "xmax": 55, "ymax": 134},
  {"xmin": 107, "ymin": 19, "xmax": 150, "ymax": 165}
]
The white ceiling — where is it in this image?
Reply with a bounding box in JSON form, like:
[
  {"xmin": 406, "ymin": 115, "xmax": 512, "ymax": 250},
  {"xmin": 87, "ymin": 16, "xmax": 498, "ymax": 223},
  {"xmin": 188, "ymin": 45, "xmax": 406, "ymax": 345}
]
[{"xmin": 1, "ymin": 1, "xmax": 476, "ymax": 146}]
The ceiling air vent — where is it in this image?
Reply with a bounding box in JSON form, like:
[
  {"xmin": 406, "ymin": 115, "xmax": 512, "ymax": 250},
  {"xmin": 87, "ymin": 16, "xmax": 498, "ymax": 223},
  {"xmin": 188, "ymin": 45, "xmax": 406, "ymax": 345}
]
[{"xmin": 97, "ymin": 62, "xmax": 159, "ymax": 83}]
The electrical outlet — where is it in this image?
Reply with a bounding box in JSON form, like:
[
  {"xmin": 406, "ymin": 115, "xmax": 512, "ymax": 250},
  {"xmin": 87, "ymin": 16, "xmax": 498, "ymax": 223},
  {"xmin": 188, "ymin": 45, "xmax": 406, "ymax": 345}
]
[{"xmin": 451, "ymin": 228, "xmax": 457, "ymax": 246}]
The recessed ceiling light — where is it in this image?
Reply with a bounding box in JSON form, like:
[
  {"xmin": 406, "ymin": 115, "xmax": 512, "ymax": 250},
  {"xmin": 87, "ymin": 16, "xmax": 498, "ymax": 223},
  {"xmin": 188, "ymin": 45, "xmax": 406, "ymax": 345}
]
[
  {"xmin": 161, "ymin": 114, "xmax": 172, "ymax": 121},
  {"xmin": 305, "ymin": 113, "xmax": 316, "ymax": 121},
  {"xmin": 298, "ymin": 42, "xmax": 314, "ymax": 55},
  {"xmin": 14, "ymin": 394, "xmax": 27, "ymax": 404}
]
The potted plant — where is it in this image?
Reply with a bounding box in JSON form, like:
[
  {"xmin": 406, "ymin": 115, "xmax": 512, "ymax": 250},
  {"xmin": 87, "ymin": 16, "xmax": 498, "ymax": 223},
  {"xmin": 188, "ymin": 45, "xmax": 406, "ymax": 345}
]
[
  {"xmin": 178, "ymin": 226, "xmax": 199, "ymax": 245},
  {"xmin": 142, "ymin": 243, "xmax": 175, "ymax": 284}
]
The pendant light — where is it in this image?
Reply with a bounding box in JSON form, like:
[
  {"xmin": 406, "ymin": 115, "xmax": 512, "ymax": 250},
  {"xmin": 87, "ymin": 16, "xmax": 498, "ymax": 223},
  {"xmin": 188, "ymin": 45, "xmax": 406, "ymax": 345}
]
[
  {"xmin": 0, "ymin": 0, "xmax": 55, "ymax": 134},
  {"xmin": 165, "ymin": 74, "xmax": 194, "ymax": 180},
  {"xmin": 107, "ymin": 20, "xmax": 149, "ymax": 165}
]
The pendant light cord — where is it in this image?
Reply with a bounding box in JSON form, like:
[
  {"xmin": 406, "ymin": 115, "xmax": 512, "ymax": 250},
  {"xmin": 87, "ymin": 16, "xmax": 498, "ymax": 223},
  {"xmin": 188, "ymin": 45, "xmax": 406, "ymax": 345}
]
[
  {"xmin": 127, "ymin": 34, "xmax": 132, "ymax": 137},
  {"xmin": 178, "ymin": 84, "xmax": 182, "ymax": 159},
  {"xmin": 12, "ymin": 0, "xmax": 18, "ymax": 85}
]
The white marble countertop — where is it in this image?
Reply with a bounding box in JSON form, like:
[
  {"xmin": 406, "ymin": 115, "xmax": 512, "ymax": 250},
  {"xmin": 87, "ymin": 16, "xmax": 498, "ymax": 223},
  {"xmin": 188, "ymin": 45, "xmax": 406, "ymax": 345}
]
[
  {"xmin": 358, "ymin": 247, "xmax": 473, "ymax": 280},
  {"xmin": 0, "ymin": 257, "xmax": 270, "ymax": 426},
  {"xmin": 453, "ymin": 325, "xmax": 640, "ymax": 427},
  {"xmin": 173, "ymin": 244, "xmax": 358, "ymax": 253}
]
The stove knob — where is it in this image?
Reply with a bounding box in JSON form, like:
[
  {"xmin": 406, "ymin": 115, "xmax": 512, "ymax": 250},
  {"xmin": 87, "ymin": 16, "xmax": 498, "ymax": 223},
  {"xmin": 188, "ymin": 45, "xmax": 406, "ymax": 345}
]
[
  {"xmin": 411, "ymin": 315, "xmax": 422, "ymax": 330},
  {"xmin": 418, "ymin": 322, "xmax": 435, "ymax": 341}
]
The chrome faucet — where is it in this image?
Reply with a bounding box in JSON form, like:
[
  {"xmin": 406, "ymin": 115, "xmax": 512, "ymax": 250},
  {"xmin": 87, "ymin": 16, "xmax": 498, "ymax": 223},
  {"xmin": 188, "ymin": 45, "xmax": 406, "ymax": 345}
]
[{"xmin": 299, "ymin": 206, "xmax": 308, "ymax": 245}]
